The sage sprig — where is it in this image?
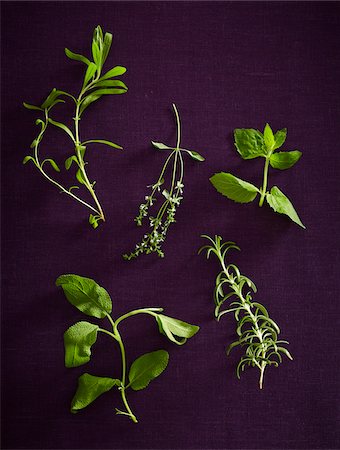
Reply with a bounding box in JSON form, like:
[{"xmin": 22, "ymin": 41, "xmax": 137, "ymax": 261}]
[
  {"xmin": 23, "ymin": 26, "xmax": 128, "ymax": 229},
  {"xmin": 123, "ymin": 104, "xmax": 204, "ymax": 259},
  {"xmin": 56, "ymin": 274, "xmax": 199, "ymax": 422},
  {"xmin": 210, "ymin": 124, "xmax": 305, "ymax": 228},
  {"xmin": 199, "ymin": 235, "xmax": 292, "ymax": 389}
]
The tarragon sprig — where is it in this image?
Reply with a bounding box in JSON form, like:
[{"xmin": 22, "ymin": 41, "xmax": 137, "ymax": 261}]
[
  {"xmin": 210, "ymin": 124, "xmax": 305, "ymax": 228},
  {"xmin": 56, "ymin": 274, "xmax": 199, "ymax": 423},
  {"xmin": 23, "ymin": 25, "xmax": 128, "ymax": 229},
  {"xmin": 199, "ymin": 235, "xmax": 292, "ymax": 389},
  {"xmin": 123, "ymin": 104, "xmax": 204, "ymax": 259}
]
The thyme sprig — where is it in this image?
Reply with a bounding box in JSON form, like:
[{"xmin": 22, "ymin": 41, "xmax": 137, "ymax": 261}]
[
  {"xmin": 123, "ymin": 104, "xmax": 204, "ymax": 259},
  {"xmin": 199, "ymin": 235, "xmax": 292, "ymax": 389},
  {"xmin": 23, "ymin": 26, "xmax": 127, "ymax": 229}
]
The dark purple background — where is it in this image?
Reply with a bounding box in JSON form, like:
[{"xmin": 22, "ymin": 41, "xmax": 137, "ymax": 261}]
[{"xmin": 2, "ymin": 2, "xmax": 340, "ymax": 449}]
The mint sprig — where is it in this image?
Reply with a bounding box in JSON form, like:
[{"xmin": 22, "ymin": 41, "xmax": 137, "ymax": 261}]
[
  {"xmin": 23, "ymin": 26, "xmax": 128, "ymax": 229},
  {"xmin": 210, "ymin": 124, "xmax": 305, "ymax": 228},
  {"xmin": 56, "ymin": 274, "xmax": 199, "ymax": 423},
  {"xmin": 199, "ymin": 235, "xmax": 292, "ymax": 389}
]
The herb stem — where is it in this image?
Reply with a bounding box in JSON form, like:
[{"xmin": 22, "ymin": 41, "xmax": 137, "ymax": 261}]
[{"xmin": 259, "ymin": 157, "xmax": 270, "ymax": 207}]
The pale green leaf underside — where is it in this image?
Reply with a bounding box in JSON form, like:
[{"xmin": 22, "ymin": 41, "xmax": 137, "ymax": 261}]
[
  {"xmin": 156, "ymin": 314, "xmax": 200, "ymax": 345},
  {"xmin": 210, "ymin": 172, "xmax": 259, "ymax": 203},
  {"xmin": 128, "ymin": 350, "xmax": 169, "ymax": 391},
  {"xmin": 64, "ymin": 321, "xmax": 98, "ymax": 368},
  {"xmin": 269, "ymin": 151, "xmax": 302, "ymax": 170},
  {"xmin": 266, "ymin": 186, "xmax": 305, "ymax": 229},
  {"xmin": 71, "ymin": 373, "xmax": 119, "ymax": 413},
  {"xmin": 56, "ymin": 274, "xmax": 112, "ymax": 318}
]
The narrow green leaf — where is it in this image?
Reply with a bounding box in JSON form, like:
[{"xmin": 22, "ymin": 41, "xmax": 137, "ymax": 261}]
[
  {"xmin": 210, "ymin": 172, "xmax": 259, "ymax": 203},
  {"xmin": 23, "ymin": 102, "xmax": 42, "ymax": 111},
  {"xmin": 65, "ymin": 48, "xmax": 91, "ymax": 66},
  {"xmin": 88, "ymin": 88, "xmax": 127, "ymax": 96},
  {"xmin": 76, "ymin": 168, "xmax": 86, "ymax": 185},
  {"xmin": 234, "ymin": 128, "xmax": 266, "ymax": 159},
  {"xmin": 23, "ymin": 156, "xmax": 36, "ymax": 165},
  {"xmin": 56, "ymin": 274, "xmax": 112, "ymax": 318},
  {"xmin": 263, "ymin": 123, "xmax": 275, "ymax": 150},
  {"xmin": 48, "ymin": 118, "xmax": 75, "ymax": 141},
  {"xmin": 93, "ymin": 79, "xmax": 128, "ymax": 90},
  {"xmin": 65, "ymin": 155, "xmax": 79, "ymax": 170},
  {"xmin": 269, "ymin": 151, "xmax": 302, "ymax": 170},
  {"xmin": 92, "ymin": 40, "xmax": 101, "ymax": 67},
  {"xmin": 89, "ymin": 214, "xmax": 100, "ymax": 229},
  {"xmin": 64, "ymin": 321, "xmax": 99, "ymax": 368},
  {"xmin": 181, "ymin": 148, "xmax": 205, "ymax": 162},
  {"xmin": 266, "ymin": 186, "xmax": 305, "ymax": 229},
  {"xmin": 273, "ymin": 128, "xmax": 287, "ymax": 150},
  {"xmin": 42, "ymin": 158, "xmax": 60, "ymax": 172},
  {"xmin": 151, "ymin": 141, "xmax": 174, "ymax": 151},
  {"xmin": 83, "ymin": 62, "xmax": 97, "ymax": 88},
  {"xmin": 128, "ymin": 350, "xmax": 169, "ymax": 391},
  {"xmin": 79, "ymin": 94, "xmax": 101, "ymax": 115},
  {"xmin": 69, "ymin": 185, "xmax": 79, "ymax": 192},
  {"xmin": 99, "ymin": 66, "xmax": 127, "ymax": 81},
  {"xmin": 82, "ymin": 139, "xmax": 122, "ymax": 149},
  {"xmin": 156, "ymin": 314, "xmax": 199, "ymax": 345},
  {"xmin": 71, "ymin": 373, "xmax": 119, "ymax": 413},
  {"xmin": 41, "ymin": 88, "xmax": 66, "ymax": 109},
  {"xmin": 101, "ymin": 32, "xmax": 112, "ymax": 66}
]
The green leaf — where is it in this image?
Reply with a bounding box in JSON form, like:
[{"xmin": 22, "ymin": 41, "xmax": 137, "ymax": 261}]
[
  {"xmin": 128, "ymin": 350, "xmax": 169, "ymax": 391},
  {"xmin": 71, "ymin": 373, "xmax": 119, "ymax": 413},
  {"xmin": 273, "ymin": 128, "xmax": 287, "ymax": 150},
  {"xmin": 79, "ymin": 94, "xmax": 102, "ymax": 115},
  {"xmin": 65, "ymin": 48, "xmax": 91, "ymax": 65},
  {"xmin": 234, "ymin": 128, "xmax": 266, "ymax": 159},
  {"xmin": 65, "ymin": 155, "xmax": 79, "ymax": 170},
  {"xmin": 151, "ymin": 141, "xmax": 173, "ymax": 151},
  {"xmin": 210, "ymin": 172, "xmax": 259, "ymax": 203},
  {"xmin": 181, "ymin": 148, "xmax": 205, "ymax": 162},
  {"xmin": 263, "ymin": 123, "xmax": 275, "ymax": 150},
  {"xmin": 23, "ymin": 156, "xmax": 36, "ymax": 165},
  {"xmin": 93, "ymin": 79, "xmax": 128, "ymax": 90},
  {"xmin": 88, "ymin": 88, "xmax": 127, "ymax": 96},
  {"xmin": 42, "ymin": 158, "xmax": 60, "ymax": 172},
  {"xmin": 23, "ymin": 102, "xmax": 42, "ymax": 111},
  {"xmin": 76, "ymin": 169, "xmax": 86, "ymax": 185},
  {"xmin": 156, "ymin": 314, "xmax": 199, "ymax": 345},
  {"xmin": 92, "ymin": 40, "xmax": 101, "ymax": 67},
  {"xmin": 41, "ymin": 88, "xmax": 66, "ymax": 109},
  {"xmin": 269, "ymin": 151, "xmax": 302, "ymax": 170},
  {"xmin": 64, "ymin": 321, "xmax": 99, "ymax": 368},
  {"xmin": 99, "ymin": 66, "xmax": 127, "ymax": 81},
  {"xmin": 101, "ymin": 32, "xmax": 113, "ymax": 66},
  {"xmin": 56, "ymin": 274, "xmax": 112, "ymax": 318},
  {"xmin": 83, "ymin": 62, "xmax": 97, "ymax": 88},
  {"xmin": 89, "ymin": 214, "xmax": 100, "ymax": 229},
  {"xmin": 266, "ymin": 186, "xmax": 305, "ymax": 229},
  {"xmin": 48, "ymin": 118, "xmax": 75, "ymax": 141},
  {"xmin": 82, "ymin": 139, "xmax": 122, "ymax": 149}
]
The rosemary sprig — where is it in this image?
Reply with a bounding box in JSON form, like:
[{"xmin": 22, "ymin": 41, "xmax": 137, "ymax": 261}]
[
  {"xmin": 23, "ymin": 25, "xmax": 127, "ymax": 229},
  {"xmin": 199, "ymin": 235, "xmax": 292, "ymax": 389},
  {"xmin": 123, "ymin": 104, "xmax": 204, "ymax": 259}
]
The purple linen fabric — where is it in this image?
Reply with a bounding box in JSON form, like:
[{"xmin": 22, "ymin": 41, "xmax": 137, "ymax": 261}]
[{"xmin": 1, "ymin": 2, "xmax": 340, "ymax": 449}]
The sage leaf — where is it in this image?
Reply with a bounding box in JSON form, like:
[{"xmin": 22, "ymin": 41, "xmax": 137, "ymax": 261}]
[
  {"xmin": 151, "ymin": 141, "xmax": 174, "ymax": 151},
  {"xmin": 273, "ymin": 128, "xmax": 287, "ymax": 150},
  {"xmin": 56, "ymin": 274, "xmax": 112, "ymax": 318},
  {"xmin": 99, "ymin": 66, "xmax": 127, "ymax": 81},
  {"xmin": 71, "ymin": 373, "xmax": 119, "ymax": 413},
  {"xmin": 234, "ymin": 128, "xmax": 266, "ymax": 159},
  {"xmin": 48, "ymin": 118, "xmax": 75, "ymax": 141},
  {"xmin": 64, "ymin": 321, "xmax": 99, "ymax": 367},
  {"xmin": 128, "ymin": 350, "xmax": 169, "ymax": 391},
  {"xmin": 82, "ymin": 139, "xmax": 122, "ymax": 149},
  {"xmin": 266, "ymin": 186, "xmax": 305, "ymax": 228},
  {"xmin": 269, "ymin": 151, "xmax": 302, "ymax": 170},
  {"xmin": 65, "ymin": 48, "xmax": 91, "ymax": 66},
  {"xmin": 156, "ymin": 314, "xmax": 199, "ymax": 345},
  {"xmin": 181, "ymin": 149, "xmax": 205, "ymax": 161},
  {"xmin": 210, "ymin": 172, "xmax": 259, "ymax": 203},
  {"xmin": 263, "ymin": 123, "xmax": 275, "ymax": 150}
]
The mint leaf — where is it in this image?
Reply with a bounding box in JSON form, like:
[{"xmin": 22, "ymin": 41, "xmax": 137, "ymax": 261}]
[
  {"xmin": 156, "ymin": 314, "xmax": 199, "ymax": 345},
  {"xmin": 64, "ymin": 321, "xmax": 99, "ymax": 367},
  {"xmin": 210, "ymin": 172, "xmax": 259, "ymax": 203},
  {"xmin": 269, "ymin": 151, "xmax": 302, "ymax": 170},
  {"xmin": 71, "ymin": 373, "xmax": 119, "ymax": 413},
  {"xmin": 263, "ymin": 123, "xmax": 275, "ymax": 150},
  {"xmin": 56, "ymin": 274, "xmax": 112, "ymax": 318},
  {"xmin": 266, "ymin": 186, "xmax": 305, "ymax": 228},
  {"xmin": 273, "ymin": 128, "xmax": 287, "ymax": 150},
  {"xmin": 234, "ymin": 128, "xmax": 266, "ymax": 159},
  {"xmin": 128, "ymin": 350, "xmax": 169, "ymax": 391}
]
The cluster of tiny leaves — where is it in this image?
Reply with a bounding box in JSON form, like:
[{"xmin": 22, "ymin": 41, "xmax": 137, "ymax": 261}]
[
  {"xmin": 123, "ymin": 104, "xmax": 204, "ymax": 260},
  {"xmin": 23, "ymin": 25, "xmax": 127, "ymax": 229},
  {"xmin": 199, "ymin": 235, "xmax": 292, "ymax": 389},
  {"xmin": 56, "ymin": 274, "xmax": 199, "ymax": 422},
  {"xmin": 210, "ymin": 124, "xmax": 305, "ymax": 228}
]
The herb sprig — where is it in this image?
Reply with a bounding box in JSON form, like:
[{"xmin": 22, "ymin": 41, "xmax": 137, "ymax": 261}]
[
  {"xmin": 23, "ymin": 26, "xmax": 128, "ymax": 229},
  {"xmin": 123, "ymin": 104, "xmax": 204, "ymax": 259},
  {"xmin": 56, "ymin": 274, "xmax": 199, "ymax": 422},
  {"xmin": 199, "ymin": 235, "xmax": 292, "ymax": 389},
  {"xmin": 210, "ymin": 124, "xmax": 305, "ymax": 228}
]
